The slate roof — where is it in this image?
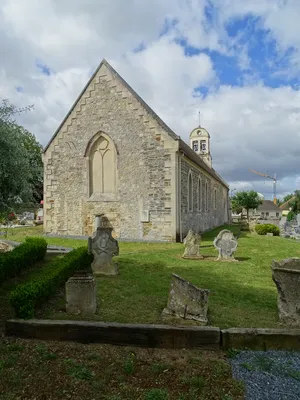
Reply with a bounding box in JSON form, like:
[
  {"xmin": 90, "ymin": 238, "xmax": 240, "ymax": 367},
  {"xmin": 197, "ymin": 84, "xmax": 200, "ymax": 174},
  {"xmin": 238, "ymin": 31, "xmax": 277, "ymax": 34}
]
[
  {"xmin": 44, "ymin": 59, "xmax": 228, "ymax": 188},
  {"xmin": 257, "ymin": 200, "xmax": 281, "ymax": 212},
  {"xmin": 279, "ymin": 197, "xmax": 295, "ymax": 210}
]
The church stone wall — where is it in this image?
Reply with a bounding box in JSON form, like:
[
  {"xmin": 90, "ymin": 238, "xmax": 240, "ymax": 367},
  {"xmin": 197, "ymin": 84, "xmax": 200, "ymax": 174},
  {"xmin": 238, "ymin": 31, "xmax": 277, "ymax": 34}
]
[
  {"xmin": 180, "ymin": 156, "xmax": 229, "ymax": 238},
  {"xmin": 43, "ymin": 63, "xmax": 178, "ymax": 242}
]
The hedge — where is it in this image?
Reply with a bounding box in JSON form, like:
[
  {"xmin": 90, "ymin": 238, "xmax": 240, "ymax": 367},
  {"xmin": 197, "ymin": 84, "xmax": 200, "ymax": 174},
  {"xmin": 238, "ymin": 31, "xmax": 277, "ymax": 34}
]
[
  {"xmin": 0, "ymin": 237, "xmax": 47, "ymax": 283},
  {"xmin": 10, "ymin": 246, "xmax": 93, "ymax": 319},
  {"xmin": 255, "ymin": 224, "xmax": 280, "ymax": 236}
]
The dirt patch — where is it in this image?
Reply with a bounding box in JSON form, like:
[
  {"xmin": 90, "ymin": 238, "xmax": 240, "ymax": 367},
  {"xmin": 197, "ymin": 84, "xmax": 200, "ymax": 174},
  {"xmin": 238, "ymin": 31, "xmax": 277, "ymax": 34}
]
[{"xmin": 0, "ymin": 337, "xmax": 244, "ymax": 400}]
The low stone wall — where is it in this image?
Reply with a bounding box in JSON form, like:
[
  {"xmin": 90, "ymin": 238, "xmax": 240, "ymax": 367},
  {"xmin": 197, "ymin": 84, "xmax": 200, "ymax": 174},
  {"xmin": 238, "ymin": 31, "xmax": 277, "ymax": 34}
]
[
  {"xmin": 222, "ymin": 328, "xmax": 300, "ymax": 350},
  {"xmin": 5, "ymin": 319, "xmax": 300, "ymax": 350},
  {"xmin": 5, "ymin": 319, "xmax": 220, "ymax": 350}
]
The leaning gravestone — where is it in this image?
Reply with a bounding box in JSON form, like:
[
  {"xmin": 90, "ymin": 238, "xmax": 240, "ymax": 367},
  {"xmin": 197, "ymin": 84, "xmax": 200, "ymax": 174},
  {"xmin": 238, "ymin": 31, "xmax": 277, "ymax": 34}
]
[
  {"xmin": 272, "ymin": 258, "xmax": 300, "ymax": 326},
  {"xmin": 162, "ymin": 274, "xmax": 210, "ymax": 325},
  {"xmin": 66, "ymin": 271, "xmax": 97, "ymax": 315},
  {"xmin": 182, "ymin": 230, "xmax": 203, "ymax": 259},
  {"xmin": 213, "ymin": 229, "xmax": 238, "ymax": 261},
  {"xmin": 88, "ymin": 227, "xmax": 119, "ymax": 276}
]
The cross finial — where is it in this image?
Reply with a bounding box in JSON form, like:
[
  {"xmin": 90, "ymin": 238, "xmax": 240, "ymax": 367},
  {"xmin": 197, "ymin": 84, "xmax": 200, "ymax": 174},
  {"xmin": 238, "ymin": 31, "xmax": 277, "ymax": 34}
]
[{"xmin": 198, "ymin": 111, "xmax": 201, "ymax": 127}]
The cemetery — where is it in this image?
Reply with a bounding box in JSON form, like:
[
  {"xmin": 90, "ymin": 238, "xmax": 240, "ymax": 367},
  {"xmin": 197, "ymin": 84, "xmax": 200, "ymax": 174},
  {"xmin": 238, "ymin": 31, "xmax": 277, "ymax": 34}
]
[{"xmin": 2, "ymin": 218, "xmax": 300, "ymax": 398}]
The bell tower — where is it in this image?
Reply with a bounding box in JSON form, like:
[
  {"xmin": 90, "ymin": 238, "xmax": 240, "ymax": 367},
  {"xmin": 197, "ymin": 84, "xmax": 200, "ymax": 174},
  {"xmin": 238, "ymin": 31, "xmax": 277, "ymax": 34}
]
[{"xmin": 189, "ymin": 123, "xmax": 212, "ymax": 168}]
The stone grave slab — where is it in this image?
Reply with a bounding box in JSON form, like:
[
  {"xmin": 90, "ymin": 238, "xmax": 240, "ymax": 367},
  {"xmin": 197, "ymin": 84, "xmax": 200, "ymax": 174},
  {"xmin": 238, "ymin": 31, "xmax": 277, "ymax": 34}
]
[
  {"xmin": 162, "ymin": 274, "xmax": 210, "ymax": 325},
  {"xmin": 272, "ymin": 258, "xmax": 300, "ymax": 326},
  {"xmin": 66, "ymin": 271, "xmax": 97, "ymax": 315}
]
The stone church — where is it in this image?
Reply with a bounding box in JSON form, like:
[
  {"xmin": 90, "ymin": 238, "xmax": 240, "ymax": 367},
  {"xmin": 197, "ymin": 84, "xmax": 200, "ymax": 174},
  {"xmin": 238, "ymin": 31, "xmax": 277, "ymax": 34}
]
[{"xmin": 43, "ymin": 59, "xmax": 230, "ymax": 242}]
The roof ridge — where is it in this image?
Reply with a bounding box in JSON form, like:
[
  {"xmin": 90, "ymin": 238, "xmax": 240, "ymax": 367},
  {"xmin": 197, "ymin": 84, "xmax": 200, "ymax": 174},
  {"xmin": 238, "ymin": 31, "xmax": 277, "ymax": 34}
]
[{"xmin": 44, "ymin": 58, "xmax": 178, "ymax": 153}]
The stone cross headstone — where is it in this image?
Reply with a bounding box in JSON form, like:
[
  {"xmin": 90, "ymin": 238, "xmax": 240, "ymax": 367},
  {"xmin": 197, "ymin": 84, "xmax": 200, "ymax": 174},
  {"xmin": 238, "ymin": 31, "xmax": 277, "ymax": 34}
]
[
  {"xmin": 213, "ymin": 229, "xmax": 238, "ymax": 261},
  {"xmin": 66, "ymin": 271, "xmax": 97, "ymax": 315},
  {"xmin": 271, "ymin": 258, "xmax": 300, "ymax": 326},
  {"xmin": 182, "ymin": 230, "xmax": 203, "ymax": 259},
  {"xmin": 88, "ymin": 227, "xmax": 119, "ymax": 276},
  {"xmin": 162, "ymin": 274, "xmax": 210, "ymax": 325}
]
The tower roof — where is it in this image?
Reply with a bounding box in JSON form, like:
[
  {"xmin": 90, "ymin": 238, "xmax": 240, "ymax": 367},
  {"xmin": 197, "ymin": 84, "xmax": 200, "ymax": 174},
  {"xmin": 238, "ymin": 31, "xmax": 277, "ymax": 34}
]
[{"xmin": 189, "ymin": 127, "xmax": 210, "ymax": 139}]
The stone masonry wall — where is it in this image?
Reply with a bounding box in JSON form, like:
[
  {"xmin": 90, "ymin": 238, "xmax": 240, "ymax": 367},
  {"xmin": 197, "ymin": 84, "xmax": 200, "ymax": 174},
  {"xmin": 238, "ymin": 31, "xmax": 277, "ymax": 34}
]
[
  {"xmin": 43, "ymin": 63, "xmax": 178, "ymax": 241},
  {"xmin": 180, "ymin": 157, "xmax": 229, "ymax": 238}
]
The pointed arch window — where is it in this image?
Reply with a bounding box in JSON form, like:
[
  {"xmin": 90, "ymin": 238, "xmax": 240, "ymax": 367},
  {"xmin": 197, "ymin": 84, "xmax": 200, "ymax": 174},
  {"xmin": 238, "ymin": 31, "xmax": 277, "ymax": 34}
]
[
  {"xmin": 86, "ymin": 132, "xmax": 117, "ymax": 197},
  {"xmin": 198, "ymin": 178, "xmax": 202, "ymax": 211},
  {"xmin": 188, "ymin": 171, "xmax": 193, "ymax": 212},
  {"xmin": 214, "ymin": 188, "xmax": 217, "ymax": 209},
  {"xmin": 205, "ymin": 181, "xmax": 208, "ymax": 211}
]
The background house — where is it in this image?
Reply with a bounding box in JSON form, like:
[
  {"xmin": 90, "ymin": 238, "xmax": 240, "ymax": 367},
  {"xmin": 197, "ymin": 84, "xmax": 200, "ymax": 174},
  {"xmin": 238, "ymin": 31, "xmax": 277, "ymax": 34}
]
[
  {"xmin": 257, "ymin": 200, "xmax": 281, "ymax": 220},
  {"xmin": 279, "ymin": 197, "xmax": 295, "ymax": 216}
]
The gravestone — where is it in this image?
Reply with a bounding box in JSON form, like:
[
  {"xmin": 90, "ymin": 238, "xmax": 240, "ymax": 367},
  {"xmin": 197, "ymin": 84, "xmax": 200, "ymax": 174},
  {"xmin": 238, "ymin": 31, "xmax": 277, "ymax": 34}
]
[
  {"xmin": 0, "ymin": 240, "xmax": 13, "ymax": 253},
  {"xmin": 182, "ymin": 230, "xmax": 203, "ymax": 259},
  {"xmin": 271, "ymin": 258, "xmax": 300, "ymax": 326},
  {"xmin": 279, "ymin": 216, "xmax": 287, "ymax": 231},
  {"xmin": 213, "ymin": 229, "xmax": 238, "ymax": 261},
  {"xmin": 297, "ymin": 214, "xmax": 300, "ymax": 226},
  {"xmin": 66, "ymin": 271, "xmax": 97, "ymax": 315},
  {"xmin": 266, "ymin": 233, "xmax": 273, "ymax": 236},
  {"xmin": 88, "ymin": 227, "xmax": 119, "ymax": 276},
  {"xmin": 162, "ymin": 274, "xmax": 210, "ymax": 325}
]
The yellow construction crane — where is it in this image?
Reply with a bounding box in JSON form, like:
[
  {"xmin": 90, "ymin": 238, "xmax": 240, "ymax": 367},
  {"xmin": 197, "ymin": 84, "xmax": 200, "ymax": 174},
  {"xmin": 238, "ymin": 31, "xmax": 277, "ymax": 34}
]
[{"xmin": 249, "ymin": 169, "xmax": 277, "ymax": 204}]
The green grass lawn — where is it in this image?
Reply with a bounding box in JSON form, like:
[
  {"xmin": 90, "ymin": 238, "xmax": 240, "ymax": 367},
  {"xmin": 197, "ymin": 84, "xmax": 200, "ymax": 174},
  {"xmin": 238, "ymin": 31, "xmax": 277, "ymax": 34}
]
[
  {"xmin": 14, "ymin": 224, "xmax": 295, "ymax": 329},
  {"xmin": 3, "ymin": 224, "xmax": 300, "ymax": 328}
]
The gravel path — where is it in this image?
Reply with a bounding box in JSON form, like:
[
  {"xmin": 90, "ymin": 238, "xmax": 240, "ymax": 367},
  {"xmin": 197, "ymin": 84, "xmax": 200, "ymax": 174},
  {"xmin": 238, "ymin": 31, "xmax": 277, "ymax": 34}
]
[{"xmin": 229, "ymin": 350, "xmax": 300, "ymax": 400}]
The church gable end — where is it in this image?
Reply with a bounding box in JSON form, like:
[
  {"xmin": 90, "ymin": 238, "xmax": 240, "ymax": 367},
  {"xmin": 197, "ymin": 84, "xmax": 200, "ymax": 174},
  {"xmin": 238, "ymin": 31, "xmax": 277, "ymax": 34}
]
[{"xmin": 43, "ymin": 59, "xmax": 178, "ymax": 241}]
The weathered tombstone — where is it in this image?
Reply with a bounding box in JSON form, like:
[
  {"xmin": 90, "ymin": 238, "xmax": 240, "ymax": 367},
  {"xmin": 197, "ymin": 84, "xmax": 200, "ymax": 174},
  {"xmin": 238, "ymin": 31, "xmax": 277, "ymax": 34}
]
[
  {"xmin": 272, "ymin": 258, "xmax": 300, "ymax": 326},
  {"xmin": 0, "ymin": 240, "xmax": 13, "ymax": 253},
  {"xmin": 66, "ymin": 271, "xmax": 97, "ymax": 315},
  {"xmin": 297, "ymin": 214, "xmax": 300, "ymax": 226},
  {"xmin": 162, "ymin": 274, "xmax": 210, "ymax": 325},
  {"xmin": 213, "ymin": 229, "xmax": 238, "ymax": 261},
  {"xmin": 279, "ymin": 216, "xmax": 287, "ymax": 231},
  {"xmin": 88, "ymin": 227, "xmax": 119, "ymax": 276},
  {"xmin": 182, "ymin": 230, "xmax": 203, "ymax": 259},
  {"xmin": 266, "ymin": 232, "xmax": 273, "ymax": 236}
]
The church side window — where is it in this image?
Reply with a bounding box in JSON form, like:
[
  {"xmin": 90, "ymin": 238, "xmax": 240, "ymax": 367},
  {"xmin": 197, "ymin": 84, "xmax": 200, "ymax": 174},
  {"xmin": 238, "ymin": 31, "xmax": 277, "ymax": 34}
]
[
  {"xmin": 198, "ymin": 178, "xmax": 201, "ymax": 211},
  {"xmin": 89, "ymin": 134, "xmax": 116, "ymax": 196},
  {"xmin": 205, "ymin": 181, "xmax": 208, "ymax": 211},
  {"xmin": 188, "ymin": 172, "xmax": 193, "ymax": 212},
  {"xmin": 214, "ymin": 188, "xmax": 217, "ymax": 209}
]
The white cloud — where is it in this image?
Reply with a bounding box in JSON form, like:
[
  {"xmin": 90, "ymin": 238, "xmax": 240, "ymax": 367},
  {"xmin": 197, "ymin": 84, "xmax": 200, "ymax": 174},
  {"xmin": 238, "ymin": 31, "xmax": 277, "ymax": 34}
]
[{"xmin": 1, "ymin": 0, "xmax": 300, "ymax": 198}]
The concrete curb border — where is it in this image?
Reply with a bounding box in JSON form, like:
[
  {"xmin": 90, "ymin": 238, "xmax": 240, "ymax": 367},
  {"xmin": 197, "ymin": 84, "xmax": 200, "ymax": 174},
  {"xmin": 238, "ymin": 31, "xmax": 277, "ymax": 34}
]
[{"xmin": 5, "ymin": 319, "xmax": 300, "ymax": 350}]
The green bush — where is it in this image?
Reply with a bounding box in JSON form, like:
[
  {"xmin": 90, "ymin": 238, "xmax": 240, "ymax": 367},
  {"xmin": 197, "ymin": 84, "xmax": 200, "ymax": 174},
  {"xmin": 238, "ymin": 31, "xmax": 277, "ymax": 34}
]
[
  {"xmin": 10, "ymin": 247, "xmax": 93, "ymax": 319},
  {"xmin": 287, "ymin": 211, "xmax": 296, "ymax": 221},
  {"xmin": 0, "ymin": 237, "xmax": 47, "ymax": 282},
  {"xmin": 255, "ymin": 224, "xmax": 280, "ymax": 236}
]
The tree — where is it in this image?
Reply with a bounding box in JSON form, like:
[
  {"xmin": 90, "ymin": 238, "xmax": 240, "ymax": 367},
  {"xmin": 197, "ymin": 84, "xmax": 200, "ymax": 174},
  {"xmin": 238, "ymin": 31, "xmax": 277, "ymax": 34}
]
[
  {"xmin": 283, "ymin": 193, "xmax": 294, "ymax": 203},
  {"xmin": 231, "ymin": 199, "xmax": 243, "ymax": 214},
  {"xmin": 289, "ymin": 190, "xmax": 300, "ymax": 214},
  {"xmin": 0, "ymin": 99, "xmax": 42, "ymax": 214},
  {"xmin": 231, "ymin": 190, "xmax": 263, "ymax": 221}
]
